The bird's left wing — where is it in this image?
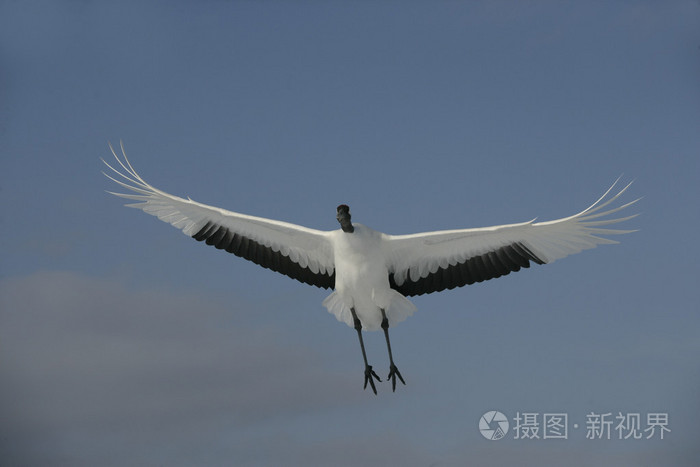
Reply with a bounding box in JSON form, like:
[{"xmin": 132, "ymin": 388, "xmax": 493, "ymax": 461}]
[
  {"xmin": 103, "ymin": 143, "xmax": 335, "ymax": 289},
  {"xmin": 385, "ymin": 181, "xmax": 638, "ymax": 296}
]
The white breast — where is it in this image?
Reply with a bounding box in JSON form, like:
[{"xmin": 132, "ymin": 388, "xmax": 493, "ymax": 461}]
[
  {"xmin": 322, "ymin": 224, "xmax": 417, "ymax": 331},
  {"xmin": 333, "ymin": 224, "xmax": 388, "ymax": 293}
]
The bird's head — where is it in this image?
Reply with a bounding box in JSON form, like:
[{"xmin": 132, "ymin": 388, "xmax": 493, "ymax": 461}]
[{"xmin": 336, "ymin": 204, "xmax": 354, "ymax": 233}]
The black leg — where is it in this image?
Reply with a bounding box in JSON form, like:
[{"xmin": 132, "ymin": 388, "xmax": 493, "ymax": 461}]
[
  {"xmin": 381, "ymin": 308, "xmax": 405, "ymax": 392},
  {"xmin": 351, "ymin": 308, "xmax": 381, "ymax": 394}
]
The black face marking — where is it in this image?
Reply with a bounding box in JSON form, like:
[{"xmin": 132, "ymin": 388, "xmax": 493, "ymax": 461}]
[{"xmin": 336, "ymin": 204, "xmax": 354, "ymax": 233}]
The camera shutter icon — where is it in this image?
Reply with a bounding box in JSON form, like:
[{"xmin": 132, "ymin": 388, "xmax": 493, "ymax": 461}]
[{"xmin": 480, "ymin": 411, "xmax": 509, "ymax": 440}]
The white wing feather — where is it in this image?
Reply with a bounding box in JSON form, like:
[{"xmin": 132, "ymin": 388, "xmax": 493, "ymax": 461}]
[
  {"xmin": 386, "ymin": 180, "xmax": 638, "ymax": 285},
  {"xmin": 102, "ymin": 142, "xmax": 335, "ymax": 276}
]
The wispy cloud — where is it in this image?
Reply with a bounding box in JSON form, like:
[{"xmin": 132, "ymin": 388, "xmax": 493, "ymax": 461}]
[{"xmin": 0, "ymin": 271, "xmax": 358, "ymax": 465}]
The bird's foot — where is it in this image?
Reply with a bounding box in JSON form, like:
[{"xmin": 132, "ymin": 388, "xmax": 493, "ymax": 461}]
[
  {"xmin": 387, "ymin": 364, "xmax": 405, "ymax": 392},
  {"xmin": 363, "ymin": 365, "xmax": 381, "ymax": 394}
]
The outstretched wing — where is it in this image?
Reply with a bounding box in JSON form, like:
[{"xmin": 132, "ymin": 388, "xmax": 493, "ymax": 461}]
[
  {"xmin": 103, "ymin": 142, "xmax": 335, "ymax": 289},
  {"xmin": 386, "ymin": 181, "xmax": 638, "ymax": 296}
]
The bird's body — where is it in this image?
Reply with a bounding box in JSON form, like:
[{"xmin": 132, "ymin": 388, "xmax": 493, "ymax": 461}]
[
  {"xmin": 326, "ymin": 224, "xmax": 416, "ymax": 331},
  {"xmin": 103, "ymin": 142, "xmax": 638, "ymax": 393}
]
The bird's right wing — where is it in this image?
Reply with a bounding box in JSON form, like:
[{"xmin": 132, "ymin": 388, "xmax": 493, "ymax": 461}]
[
  {"xmin": 385, "ymin": 180, "xmax": 638, "ymax": 296},
  {"xmin": 103, "ymin": 142, "xmax": 335, "ymax": 289}
]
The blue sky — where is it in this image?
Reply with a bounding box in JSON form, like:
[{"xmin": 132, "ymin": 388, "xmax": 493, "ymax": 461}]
[{"xmin": 1, "ymin": 1, "xmax": 699, "ymax": 465}]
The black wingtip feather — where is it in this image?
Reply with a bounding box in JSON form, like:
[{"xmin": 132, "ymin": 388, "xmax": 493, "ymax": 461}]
[
  {"xmin": 391, "ymin": 241, "xmax": 545, "ymax": 296},
  {"xmin": 191, "ymin": 223, "xmax": 335, "ymax": 289}
]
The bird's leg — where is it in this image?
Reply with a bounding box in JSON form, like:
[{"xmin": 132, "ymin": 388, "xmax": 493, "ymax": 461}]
[
  {"xmin": 381, "ymin": 308, "xmax": 405, "ymax": 392},
  {"xmin": 351, "ymin": 308, "xmax": 380, "ymax": 394}
]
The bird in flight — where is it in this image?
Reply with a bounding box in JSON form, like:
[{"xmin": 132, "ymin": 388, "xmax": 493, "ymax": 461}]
[{"xmin": 103, "ymin": 142, "xmax": 638, "ymax": 394}]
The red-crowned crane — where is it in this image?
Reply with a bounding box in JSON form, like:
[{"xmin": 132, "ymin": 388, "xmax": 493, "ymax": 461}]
[{"xmin": 104, "ymin": 143, "xmax": 638, "ymax": 394}]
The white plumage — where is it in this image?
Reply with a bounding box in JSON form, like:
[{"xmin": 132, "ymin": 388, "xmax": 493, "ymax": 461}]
[{"xmin": 103, "ymin": 142, "xmax": 638, "ymax": 393}]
